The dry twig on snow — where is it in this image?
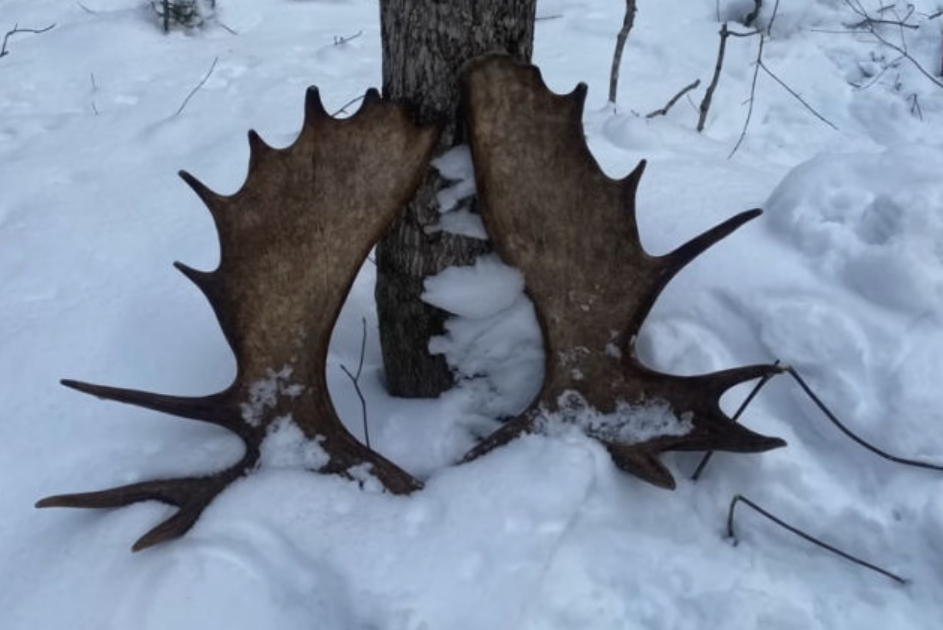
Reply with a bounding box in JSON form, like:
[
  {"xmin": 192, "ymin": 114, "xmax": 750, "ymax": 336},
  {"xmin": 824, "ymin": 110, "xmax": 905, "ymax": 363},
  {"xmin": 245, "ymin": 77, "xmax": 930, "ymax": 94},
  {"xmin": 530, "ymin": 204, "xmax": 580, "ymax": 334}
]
[
  {"xmin": 340, "ymin": 318, "xmax": 372, "ymax": 449},
  {"xmin": 171, "ymin": 56, "xmax": 219, "ymax": 118},
  {"xmin": 726, "ymin": 494, "xmax": 908, "ymax": 585},
  {"xmin": 0, "ymin": 23, "xmax": 55, "ymax": 59},
  {"xmin": 646, "ymin": 79, "xmax": 701, "ymax": 118}
]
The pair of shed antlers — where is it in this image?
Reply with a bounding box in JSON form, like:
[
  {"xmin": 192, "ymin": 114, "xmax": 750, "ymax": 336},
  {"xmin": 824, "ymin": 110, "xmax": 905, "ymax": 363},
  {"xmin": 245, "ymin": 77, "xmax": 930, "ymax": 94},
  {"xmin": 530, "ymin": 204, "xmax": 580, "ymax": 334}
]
[{"xmin": 37, "ymin": 55, "xmax": 784, "ymax": 551}]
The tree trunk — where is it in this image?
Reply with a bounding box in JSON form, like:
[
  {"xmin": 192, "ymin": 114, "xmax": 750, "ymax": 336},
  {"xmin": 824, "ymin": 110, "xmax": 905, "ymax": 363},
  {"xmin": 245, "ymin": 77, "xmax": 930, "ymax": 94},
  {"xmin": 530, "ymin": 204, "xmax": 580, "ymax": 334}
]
[{"xmin": 376, "ymin": 0, "xmax": 536, "ymax": 397}]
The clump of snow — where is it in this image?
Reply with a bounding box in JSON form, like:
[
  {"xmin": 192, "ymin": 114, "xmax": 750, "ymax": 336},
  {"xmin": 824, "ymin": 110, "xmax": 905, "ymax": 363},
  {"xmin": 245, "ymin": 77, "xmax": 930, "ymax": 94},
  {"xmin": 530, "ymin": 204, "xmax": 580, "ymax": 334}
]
[
  {"xmin": 258, "ymin": 416, "xmax": 330, "ymax": 471},
  {"xmin": 422, "ymin": 254, "xmax": 526, "ymax": 318},
  {"xmin": 539, "ymin": 391, "xmax": 693, "ymax": 445},
  {"xmin": 424, "ymin": 255, "xmax": 544, "ymax": 417},
  {"xmin": 765, "ymin": 145, "xmax": 943, "ymax": 313},
  {"xmin": 240, "ymin": 366, "xmax": 305, "ymax": 427},
  {"xmin": 345, "ymin": 463, "xmax": 384, "ymax": 494},
  {"xmin": 427, "ymin": 144, "xmax": 488, "ymax": 239},
  {"xmin": 431, "ymin": 145, "xmax": 475, "ymax": 213}
]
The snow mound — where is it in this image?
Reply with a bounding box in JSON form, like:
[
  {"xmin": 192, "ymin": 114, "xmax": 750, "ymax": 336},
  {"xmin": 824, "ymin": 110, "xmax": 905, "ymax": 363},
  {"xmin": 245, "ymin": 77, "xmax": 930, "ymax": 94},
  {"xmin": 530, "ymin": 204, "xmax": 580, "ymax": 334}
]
[{"xmin": 765, "ymin": 145, "xmax": 943, "ymax": 313}]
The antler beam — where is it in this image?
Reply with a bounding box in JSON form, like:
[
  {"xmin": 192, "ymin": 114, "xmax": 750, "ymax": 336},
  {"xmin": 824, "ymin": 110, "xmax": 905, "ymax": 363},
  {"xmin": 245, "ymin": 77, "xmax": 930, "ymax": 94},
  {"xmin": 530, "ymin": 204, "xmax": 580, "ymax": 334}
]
[
  {"xmin": 38, "ymin": 89, "xmax": 440, "ymax": 550},
  {"xmin": 461, "ymin": 54, "xmax": 785, "ymax": 488}
]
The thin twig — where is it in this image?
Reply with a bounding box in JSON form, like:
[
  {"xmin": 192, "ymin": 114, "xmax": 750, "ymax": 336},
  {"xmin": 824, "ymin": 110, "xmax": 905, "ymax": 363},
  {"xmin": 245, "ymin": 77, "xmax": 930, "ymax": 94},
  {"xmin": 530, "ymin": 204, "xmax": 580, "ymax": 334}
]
[
  {"xmin": 758, "ymin": 60, "xmax": 839, "ymax": 129},
  {"xmin": 340, "ymin": 318, "xmax": 371, "ymax": 449},
  {"xmin": 785, "ymin": 367, "xmax": 943, "ymax": 472},
  {"xmin": 536, "ymin": 14, "xmax": 564, "ymax": 21},
  {"xmin": 77, "ymin": 2, "xmax": 98, "ymax": 14},
  {"xmin": 90, "ymin": 72, "xmax": 99, "ymax": 116},
  {"xmin": 728, "ymin": 33, "xmax": 765, "ymax": 157},
  {"xmin": 866, "ymin": 25, "xmax": 943, "ymax": 88},
  {"xmin": 691, "ymin": 360, "xmax": 780, "ymax": 480},
  {"xmin": 0, "ymin": 23, "xmax": 56, "ymax": 59},
  {"xmin": 726, "ymin": 494, "xmax": 908, "ymax": 585},
  {"xmin": 646, "ymin": 79, "xmax": 701, "ymax": 118},
  {"xmin": 331, "ymin": 94, "xmax": 365, "ymax": 117},
  {"xmin": 172, "ymin": 56, "xmax": 218, "ymax": 118},
  {"xmin": 333, "ymin": 30, "xmax": 363, "ymax": 46},
  {"xmin": 909, "ymin": 93, "xmax": 923, "ymax": 119},
  {"xmin": 840, "ymin": 0, "xmax": 943, "ymax": 89},
  {"xmin": 608, "ymin": 0, "xmax": 638, "ymax": 104},
  {"xmin": 217, "ymin": 21, "xmax": 237, "ymax": 35},
  {"xmin": 767, "ymin": 0, "xmax": 782, "ymax": 36},
  {"xmin": 848, "ymin": 17, "xmax": 920, "ymax": 30}
]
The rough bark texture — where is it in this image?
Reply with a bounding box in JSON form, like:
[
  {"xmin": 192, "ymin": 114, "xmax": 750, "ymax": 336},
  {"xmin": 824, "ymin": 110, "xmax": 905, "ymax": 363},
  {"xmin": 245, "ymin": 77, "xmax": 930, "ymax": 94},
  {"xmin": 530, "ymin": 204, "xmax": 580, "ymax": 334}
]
[{"xmin": 376, "ymin": 0, "xmax": 536, "ymax": 397}]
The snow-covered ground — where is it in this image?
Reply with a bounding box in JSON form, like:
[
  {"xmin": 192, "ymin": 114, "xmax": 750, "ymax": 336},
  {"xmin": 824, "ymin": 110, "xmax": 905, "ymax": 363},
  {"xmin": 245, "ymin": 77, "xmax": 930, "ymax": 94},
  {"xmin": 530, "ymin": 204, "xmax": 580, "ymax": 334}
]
[{"xmin": 2, "ymin": 1, "xmax": 943, "ymax": 628}]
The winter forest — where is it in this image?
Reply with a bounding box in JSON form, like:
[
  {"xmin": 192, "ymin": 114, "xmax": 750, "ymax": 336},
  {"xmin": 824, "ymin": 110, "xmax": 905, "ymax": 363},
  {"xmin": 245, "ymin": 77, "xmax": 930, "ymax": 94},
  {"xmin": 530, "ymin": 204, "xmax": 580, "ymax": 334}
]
[{"xmin": 2, "ymin": 1, "xmax": 943, "ymax": 629}]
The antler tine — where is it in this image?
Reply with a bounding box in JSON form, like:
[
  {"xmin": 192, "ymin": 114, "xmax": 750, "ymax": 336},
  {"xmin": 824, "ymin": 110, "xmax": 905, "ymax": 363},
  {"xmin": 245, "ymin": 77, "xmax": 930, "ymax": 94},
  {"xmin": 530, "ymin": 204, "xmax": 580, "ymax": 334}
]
[
  {"xmin": 37, "ymin": 470, "xmax": 243, "ymax": 552},
  {"xmin": 605, "ymin": 443, "xmax": 676, "ymax": 489},
  {"xmin": 304, "ymin": 86, "xmax": 329, "ymax": 124},
  {"xmin": 37, "ymin": 481, "xmax": 183, "ymax": 510},
  {"xmin": 619, "ymin": 159, "xmax": 646, "ymax": 233},
  {"xmin": 461, "ymin": 416, "xmax": 533, "ymax": 463},
  {"xmin": 693, "ymin": 362, "xmax": 784, "ymax": 397},
  {"xmin": 60, "ymin": 380, "xmax": 239, "ymax": 432},
  {"xmin": 173, "ymin": 261, "xmax": 217, "ymax": 296},
  {"xmin": 132, "ymin": 506, "xmax": 203, "ymax": 552},
  {"xmin": 246, "ymin": 129, "xmax": 278, "ymax": 172},
  {"xmin": 682, "ymin": 412, "xmax": 787, "ymax": 452},
  {"xmin": 178, "ymin": 170, "xmax": 227, "ymax": 218},
  {"xmin": 659, "ymin": 208, "xmax": 763, "ymax": 280}
]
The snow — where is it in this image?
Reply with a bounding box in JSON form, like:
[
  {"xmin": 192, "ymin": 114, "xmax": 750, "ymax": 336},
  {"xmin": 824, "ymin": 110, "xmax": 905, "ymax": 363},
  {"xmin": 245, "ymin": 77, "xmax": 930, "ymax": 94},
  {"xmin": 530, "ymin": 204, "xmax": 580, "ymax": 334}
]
[
  {"xmin": 240, "ymin": 366, "xmax": 305, "ymax": 427},
  {"xmin": 2, "ymin": 0, "xmax": 943, "ymax": 629},
  {"xmin": 257, "ymin": 416, "xmax": 330, "ymax": 470},
  {"xmin": 539, "ymin": 391, "xmax": 695, "ymax": 445},
  {"xmin": 429, "ymin": 144, "xmax": 488, "ymax": 239}
]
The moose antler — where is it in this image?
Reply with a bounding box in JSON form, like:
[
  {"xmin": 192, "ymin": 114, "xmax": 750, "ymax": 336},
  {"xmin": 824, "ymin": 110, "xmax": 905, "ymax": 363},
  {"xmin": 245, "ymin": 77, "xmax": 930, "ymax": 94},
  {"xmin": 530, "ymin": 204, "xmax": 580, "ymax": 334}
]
[
  {"xmin": 461, "ymin": 55, "xmax": 785, "ymax": 488},
  {"xmin": 37, "ymin": 90, "xmax": 439, "ymax": 550}
]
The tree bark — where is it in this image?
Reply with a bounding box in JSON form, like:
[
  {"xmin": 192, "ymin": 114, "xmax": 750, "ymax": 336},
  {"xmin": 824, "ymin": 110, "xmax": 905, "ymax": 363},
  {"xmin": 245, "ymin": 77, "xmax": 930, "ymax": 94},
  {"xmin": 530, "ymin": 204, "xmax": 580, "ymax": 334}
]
[{"xmin": 376, "ymin": 0, "xmax": 536, "ymax": 397}]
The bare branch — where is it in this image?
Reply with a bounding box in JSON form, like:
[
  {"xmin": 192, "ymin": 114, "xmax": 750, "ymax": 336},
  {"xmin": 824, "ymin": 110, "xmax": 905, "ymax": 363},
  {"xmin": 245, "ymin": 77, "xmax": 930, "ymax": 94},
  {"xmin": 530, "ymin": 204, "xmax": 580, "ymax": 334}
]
[
  {"xmin": 333, "ymin": 30, "xmax": 363, "ymax": 46},
  {"xmin": 0, "ymin": 23, "xmax": 56, "ymax": 59},
  {"xmin": 785, "ymin": 367, "xmax": 943, "ymax": 472},
  {"xmin": 340, "ymin": 317, "xmax": 371, "ymax": 449},
  {"xmin": 768, "ymin": 0, "xmax": 782, "ymax": 36},
  {"xmin": 331, "ymin": 94, "xmax": 366, "ymax": 117},
  {"xmin": 171, "ymin": 56, "xmax": 218, "ymax": 118},
  {"xmin": 645, "ymin": 79, "xmax": 701, "ymax": 118},
  {"xmin": 839, "ymin": 0, "xmax": 943, "ymax": 89},
  {"xmin": 727, "ymin": 494, "xmax": 908, "ymax": 585},
  {"xmin": 744, "ymin": 0, "xmax": 763, "ymax": 27},
  {"xmin": 536, "ymin": 14, "xmax": 563, "ymax": 21},
  {"xmin": 608, "ymin": 0, "xmax": 638, "ymax": 104},
  {"xmin": 758, "ymin": 60, "xmax": 839, "ymax": 129},
  {"xmin": 698, "ymin": 22, "xmax": 731, "ymax": 132}
]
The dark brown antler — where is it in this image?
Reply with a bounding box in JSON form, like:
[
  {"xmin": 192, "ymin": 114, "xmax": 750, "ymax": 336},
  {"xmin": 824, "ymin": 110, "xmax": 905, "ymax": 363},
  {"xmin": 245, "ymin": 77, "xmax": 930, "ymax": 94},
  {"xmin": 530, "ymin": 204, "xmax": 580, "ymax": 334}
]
[
  {"xmin": 461, "ymin": 55, "xmax": 785, "ymax": 488},
  {"xmin": 37, "ymin": 89, "xmax": 440, "ymax": 550}
]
